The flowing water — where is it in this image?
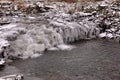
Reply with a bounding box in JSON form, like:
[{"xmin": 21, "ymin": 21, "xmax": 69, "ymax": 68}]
[{"xmin": 0, "ymin": 39, "xmax": 120, "ymax": 80}]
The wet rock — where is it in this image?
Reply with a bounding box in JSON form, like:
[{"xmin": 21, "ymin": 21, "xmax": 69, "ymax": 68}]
[{"xmin": 0, "ymin": 74, "xmax": 23, "ymax": 80}]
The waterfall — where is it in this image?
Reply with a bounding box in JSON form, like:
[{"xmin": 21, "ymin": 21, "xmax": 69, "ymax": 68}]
[
  {"xmin": 6, "ymin": 12, "xmax": 100, "ymax": 59},
  {"xmin": 50, "ymin": 20, "xmax": 100, "ymax": 43}
]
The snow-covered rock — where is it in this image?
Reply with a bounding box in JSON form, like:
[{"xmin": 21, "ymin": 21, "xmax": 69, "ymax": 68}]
[
  {"xmin": 0, "ymin": 24, "xmax": 17, "ymax": 30},
  {"xmin": 99, "ymin": 32, "xmax": 106, "ymax": 38},
  {"xmin": 0, "ymin": 39, "xmax": 9, "ymax": 48}
]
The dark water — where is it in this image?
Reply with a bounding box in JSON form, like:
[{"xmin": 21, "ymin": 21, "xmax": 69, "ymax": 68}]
[{"xmin": 0, "ymin": 39, "xmax": 120, "ymax": 80}]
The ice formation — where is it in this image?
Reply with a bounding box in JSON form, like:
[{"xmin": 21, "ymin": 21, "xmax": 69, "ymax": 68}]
[
  {"xmin": 0, "ymin": 19, "xmax": 99, "ymax": 59},
  {"xmin": 2, "ymin": 0, "xmax": 120, "ymax": 59}
]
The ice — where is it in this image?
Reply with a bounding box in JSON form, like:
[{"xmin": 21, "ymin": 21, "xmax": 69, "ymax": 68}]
[
  {"xmin": 48, "ymin": 47, "xmax": 59, "ymax": 51},
  {"xmin": 0, "ymin": 74, "xmax": 23, "ymax": 80},
  {"xmin": 0, "ymin": 39, "xmax": 10, "ymax": 48},
  {"xmin": 57, "ymin": 44, "xmax": 75, "ymax": 50},
  {"xmin": 0, "ymin": 24, "xmax": 17, "ymax": 30},
  {"xmin": 99, "ymin": 32, "xmax": 114, "ymax": 39},
  {"xmin": 30, "ymin": 53, "xmax": 42, "ymax": 59},
  {"xmin": 49, "ymin": 19, "xmax": 99, "ymax": 43},
  {"xmin": 99, "ymin": 32, "xmax": 106, "ymax": 38},
  {"xmin": 0, "ymin": 58, "xmax": 5, "ymax": 65},
  {"xmin": 28, "ymin": 16, "xmax": 36, "ymax": 20},
  {"xmin": 111, "ymin": 28, "xmax": 116, "ymax": 32},
  {"xmin": 2, "ymin": 0, "xmax": 119, "ymax": 59},
  {"xmin": 0, "ymin": 31, "xmax": 19, "ymax": 41}
]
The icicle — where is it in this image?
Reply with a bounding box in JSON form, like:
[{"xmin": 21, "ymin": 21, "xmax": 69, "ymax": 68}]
[
  {"xmin": 56, "ymin": 33, "xmax": 64, "ymax": 44},
  {"xmin": 70, "ymin": 27, "xmax": 75, "ymax": 42},
  {"xmin": 75, "ymin": 27, "xmax": 79, "ymax": 41}
]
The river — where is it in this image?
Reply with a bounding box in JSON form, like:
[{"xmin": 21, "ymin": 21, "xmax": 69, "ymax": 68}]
[{"xmin": 0, "ymin": 39, "xmax": 120, "ymax": 80}]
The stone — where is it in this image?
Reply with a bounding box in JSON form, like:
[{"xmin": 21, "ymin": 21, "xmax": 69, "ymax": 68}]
[{"xmin": 0, "ymin": 74, "xmax": 23, "ymax": 80}]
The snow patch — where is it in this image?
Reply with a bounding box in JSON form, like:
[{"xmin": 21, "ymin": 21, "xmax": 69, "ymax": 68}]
[{"xmin": 99, "ymin": 32, "xmax": 106, "ymax": 38}]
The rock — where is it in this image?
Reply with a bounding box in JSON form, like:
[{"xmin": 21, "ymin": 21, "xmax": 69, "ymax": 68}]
[
  {"xmin": 0, "ymin": 58, "xmax": 5, "ymax": 69},
  {"xmin": 0, "ymin": 74, "xmax": 23, "ymax": 80}
]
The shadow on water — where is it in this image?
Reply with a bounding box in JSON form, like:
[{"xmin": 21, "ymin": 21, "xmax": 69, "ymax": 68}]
[{"xmin": 1, "ymin": 39, "xmax": 120, "ymax": 80}]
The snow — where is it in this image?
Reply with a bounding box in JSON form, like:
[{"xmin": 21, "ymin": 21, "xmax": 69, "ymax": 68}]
[
  {"xmin": 0, "ymin": 24, "xmax": 17, "ymax": 30},
  {"xmin": 106, "ymin": 33, "xmax": 113, "ymax": 38},
  {"xmin": 99, "ymin": 33, "xmax": 106, "ymax": 38},
  {"xmin": 111, "ymin": 28, "xmax": 116, "ymax": 32},
  {"xmin": 0, "ymin": 59, "xmax": 5, "ymax": 65},
  {"xmin": 0, "ymin": 39, "xmax": 9, "ymax": 48},
  {"xmin": 99, "ymin": 32, "xmax": 114, "ymax": 39},
  {"xmin": 28, "ymin": 16, "xmax": 36, "ymax": 20}
]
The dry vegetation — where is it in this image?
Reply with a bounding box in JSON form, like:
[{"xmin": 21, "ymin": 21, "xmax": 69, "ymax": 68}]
[
  {"xmin": 48, "ymin": 0, "xmax": 103, "ymax": 3},
  {"xmin": 0, "ymin": 0, "xmax": 119, "ymax": 3}
]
